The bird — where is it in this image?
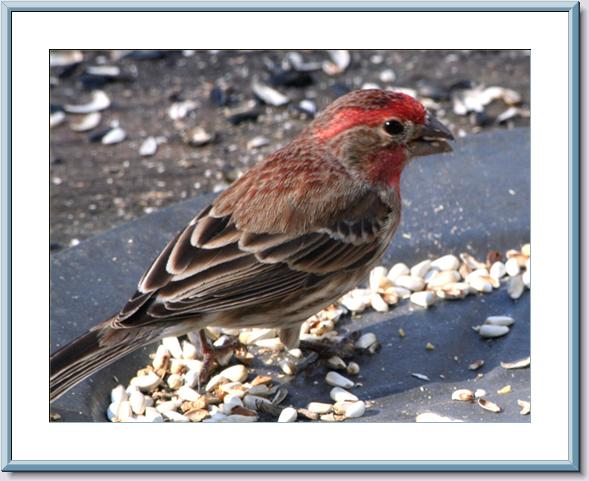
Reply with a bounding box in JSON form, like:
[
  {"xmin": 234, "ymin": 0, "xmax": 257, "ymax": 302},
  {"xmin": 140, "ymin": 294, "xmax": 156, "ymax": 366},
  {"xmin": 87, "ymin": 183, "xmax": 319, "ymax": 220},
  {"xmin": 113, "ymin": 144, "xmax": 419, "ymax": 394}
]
[{"xmin": 50, "ymin": 89, "xmax": 454, "ymax": 402}]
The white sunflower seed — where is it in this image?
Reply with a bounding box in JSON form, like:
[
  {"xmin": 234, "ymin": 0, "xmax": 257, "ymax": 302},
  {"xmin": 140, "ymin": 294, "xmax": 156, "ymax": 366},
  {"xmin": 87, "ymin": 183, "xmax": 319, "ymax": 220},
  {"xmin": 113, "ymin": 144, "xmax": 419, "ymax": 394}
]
[
  {"xmin": 411, "ymin": 373, "xmax": 430, "ymax": 382},
  {"xmin": 219, "ymin": 365, "xmax": 249, "ymax": 383},
  {"xmin": 508, "ymin": 275, "xmax": 525, "ymax": 299},
  {"xmin": 334, "ymin": 400, "xmax": 365, "ymax": 419},
  {"xmin": 490, "ymin": 261, "xmax": 506, "ymax": 280},
  {"xmin": 523, "ymin": 268, "xmax": 530, "ymax": 288},
  {"xmin": 325, "ymin": 371, "xmax": 354, "ymax": 389},
  {"xmin": 474, "ymin": 389, "xmax": 486, "ymax": 399},
  {"xmin": 370, "ymin": 293, "xmax": 389, "ymax": 312},
  {"xmin": 330, "ymin": 387, "xmax": 359, "ymax": 402},
  {"xmin": 478, "ymin": 324, "xmax": 510, "ymax": 338},
  {"xmin": 139, "ymin": 136, "xmax": 158, "ymax": 157},
  {"xmin": 155, "ymin": 400, "xmax": 181, "ymax": 413},
  {"xmin": 427, "ymin": 270, "xmax": 461, "ymax": 289},
  {"xmin": 101, "ymin": 126, "xmax": 126, "ymax": 145},
  {"xmin": 410, "ymin": 291, "xmax": 436, "ymax": 308},
  {"xmin": 505, "ymin": 257, "xmax": 521, "ymax": 276},
  {"xmin": 355, "ymin": 332, "xmax": 378, "ymax": 350},
  {"xmin": 177, "ymin": 385, "xmax": 200, "ymax": 402},
  {"xmin": 130, "ymin": 372, "xmax": 161, "ymax": 392},
  {"xmin": 327, "ymin": 355, "xmax": 347, "ymax": 370},
  {"xmin": 346, "ymin": 362, "xmax": 360, "ymax": 375},
  {"xmin": 163, "ymin": 411, "xmax": 190, "ymax": 422},
  {"xmin": 111, "ymin": 384, "xmax": 128, "ymax": 404},
  {"xmin": 323, "ymin": 50, "xmax": 351, "ymax": 75},
  {"xmin": 431, "ymin": 254, "xmax": 460, "ymax": 271},
  {"xmin": 252, "ymin": 81, "xmax": 289, "ymax": 106},
  {"xmin": 129, "ymin": 389, "xmax": 146, "ymax": 415},
  {"xmin": 277, "ymin": 407, "xmax": 298, "ymax": 422},
  {"xmin": 410, "ymin": 259, "xmax": 432, "ymax": 278},
  {"xmin": 394, "ymin": 275, "xmax": 425, "ymax": 291},
  {"xmin": 162, "ymin": 337, "xmax": 183, "ymax": 359},
  {"xmin": 70, "ymin": 112, "xmax": 101, "ymax": 132},
  {"xmin": 387, "ymin": 263, "xmax": 409, "ymax": 282},
  {"xmin": 65, "ymin": 90, "xmax": 110, "ymax": 113},
  {"xmin": 307, "ymin": 402, "xmax": 333, "ymax": 414},
  {"xmin": 369, "ymin": 266, "xmax": 390, "ymax": 291},
  {"xmin": 144, "ymin": 407, "xmax": 164, "ymax": 422},
  {"xmin": 485, "ymin": 315, "xmax": 515, "ymax": 326},
  {"xmin": 501, "ymin": 356, "xmax": 530, "ymax": 369},
  {"xmin": 246, "ymin": 136, "xmax": 270, "ymax": 150}
]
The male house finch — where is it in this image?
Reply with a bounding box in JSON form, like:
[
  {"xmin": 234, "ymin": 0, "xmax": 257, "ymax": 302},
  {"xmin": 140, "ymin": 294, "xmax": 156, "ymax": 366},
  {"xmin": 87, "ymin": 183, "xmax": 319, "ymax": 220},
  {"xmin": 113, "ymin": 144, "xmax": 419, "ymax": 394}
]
[{"xmin": 50, "ymin": 89, "xmax": 453, "ymax": 402}]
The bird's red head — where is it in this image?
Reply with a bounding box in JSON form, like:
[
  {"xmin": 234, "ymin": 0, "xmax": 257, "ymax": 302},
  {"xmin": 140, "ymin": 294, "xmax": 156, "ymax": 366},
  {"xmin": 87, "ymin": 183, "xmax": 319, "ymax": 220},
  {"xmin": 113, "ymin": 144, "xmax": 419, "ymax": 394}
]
[{"xmin": 309, "ymin": 89, "xmax": 454, "ymax": 188}]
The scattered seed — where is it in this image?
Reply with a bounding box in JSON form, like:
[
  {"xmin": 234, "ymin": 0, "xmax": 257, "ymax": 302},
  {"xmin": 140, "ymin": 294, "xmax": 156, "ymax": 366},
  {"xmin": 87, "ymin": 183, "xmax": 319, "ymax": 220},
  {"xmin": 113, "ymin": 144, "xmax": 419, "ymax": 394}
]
[
  {"xmin": 334, "ymin": 400, "xmax": 365, "ymax": 419},
  {"xmin": 517, "ymin": 400, "xmax": 531, "ymax": 415},
  {"xmin": 427, "ymin": 270, "xmax": 461, "ymax": 289},
  {"xmin": 468, "ymin": 360, "xmax": 485, "ymax": 371},
  {"xmin": 168, "ymin": 100, "xmax": 198, "ymax": 120},
  {"xmin": 355, "ymin": 332, "xmax": 378, "ymax": 350},
  {"xmin": 346, "ymin": 362, "xmax": 360, "ymax": 375},
  {"xmin": 369, "ymin": 266, "xmax": 390, "ymax": 291},
  {"xmin": 411, "ymin": 373, "xmax": 430, "ymax": 382},
  {"xmin": 219, "ymin": 365, "xmax": 249, "ymax": 383},
  {"xmin": 490, "ymin": 261, "xmax": 506, "ymax": 280},
  {"xmin": 330, "ymin": 387, "xmax": 359, "ymax": 402},
  {"xmin": 398, "ymin": 328, "xmax": 406, "ymax": 337},
  {"xmin": 501, "ymin": 357, "xmax": 530, "ymax": 369},
  {"xmin": 505, "ymin": 257, "xmax": 521, "ymax": 276},
  {"xmin": 477, "ymin": 398, "xmax": 501, "ymax": 413},
  {"xmin": 410, "ymin": 259, "xmax": 432, "ymax": 278},
  {"xmin": 485, "ymin": 315, "xmax": 515, "ymax": 326},
  {"xmin": 508, "ymin": 275, "xmax": 525, "ymax": 299},
  {"xmin": 327, "ymin": 355, "xmax": 347, "ymax": 370},
  {"xmin": 452, "ymin": 389, "xmax": 474, "ymax": 401},
  {"xmin": 139, "ymin": 136, "xmax": 158, "ymax": 157},
  {"xmin": 252, "ymin": 81, "xmax": 289, "ymax": 106},
  {"xmin": 325, "ymin": 371, "xmax": 354, "ymax": 389},
  {"xmin": 277, "ymin": 407, "xmax": 298, "ymax": 422},
  {"xmin": 497, "ymin": 385, "xmax": 512, "ymax": 395},
  {"xmin": 70, "ymin": 112, "xmax": 101, "ymax": 132},
  {"xmin": 370, "ymin": 292, "xmax": 389, "ymax": 312},
  {"xmin": 410, "ymin": 291, "xmax": 436, "ymax": 308},
  {"xmin": 394, "ymin": 275, "xmax": 425, "ymax": 291},
  {"xmin": 307, "ymin": 402, "xmax": 333, "ymax": 414},
  {"xmin": 431, "ymin": 254, "xmax": 460, "ymax": 271},
  {"xmin": 65, "ymin": 90, "xmax": 110, "ymax": 113},
  {"xmin": 247, "ymin": 136, "xmax": 269, "ymax": 150},
  {"xmin": 478, "ymin": 324, "xmax": 510, "ymax": 339},
  {"xmin": 387, "ymin": 263, "xmax": 410, "ymax": 282},
  {"xmin": 474, "ymin": 389, "xmax": 486, "ymax": 398},
  {"xmin": 323, "ymin": 50, "xmax": 350, "ymax": 75}
]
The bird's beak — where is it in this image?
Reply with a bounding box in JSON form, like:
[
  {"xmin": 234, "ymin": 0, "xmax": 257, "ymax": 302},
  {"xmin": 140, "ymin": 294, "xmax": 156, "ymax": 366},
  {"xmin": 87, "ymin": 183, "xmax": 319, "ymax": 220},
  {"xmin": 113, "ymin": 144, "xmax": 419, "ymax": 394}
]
[{"xmin": 409, "ymin": 112, "xmax": 454, "ymax": 157}]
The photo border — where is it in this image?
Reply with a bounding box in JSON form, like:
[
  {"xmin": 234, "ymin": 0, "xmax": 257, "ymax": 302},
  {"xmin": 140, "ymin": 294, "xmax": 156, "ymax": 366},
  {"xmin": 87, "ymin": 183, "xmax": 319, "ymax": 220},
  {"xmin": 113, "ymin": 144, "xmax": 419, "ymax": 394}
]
[{"xmin": 0, "ymin": 0, "xmax": 580, "ymax": 473}]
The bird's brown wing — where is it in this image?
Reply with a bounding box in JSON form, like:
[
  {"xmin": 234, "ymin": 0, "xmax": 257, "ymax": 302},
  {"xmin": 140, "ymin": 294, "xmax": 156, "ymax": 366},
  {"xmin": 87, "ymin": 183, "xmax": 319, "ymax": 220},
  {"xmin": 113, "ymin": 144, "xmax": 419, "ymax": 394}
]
[{"xmin": 112, "ymin": 166, "xmax": 396, "ymax": 328}]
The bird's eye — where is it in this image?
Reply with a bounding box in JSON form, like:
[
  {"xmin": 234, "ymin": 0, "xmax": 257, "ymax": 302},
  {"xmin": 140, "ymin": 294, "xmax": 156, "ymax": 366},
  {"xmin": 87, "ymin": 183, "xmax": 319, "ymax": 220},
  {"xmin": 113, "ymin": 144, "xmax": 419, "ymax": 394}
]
[{"xmin": 384, "ymin": 120, "xmax": 405, "ymax": 136}]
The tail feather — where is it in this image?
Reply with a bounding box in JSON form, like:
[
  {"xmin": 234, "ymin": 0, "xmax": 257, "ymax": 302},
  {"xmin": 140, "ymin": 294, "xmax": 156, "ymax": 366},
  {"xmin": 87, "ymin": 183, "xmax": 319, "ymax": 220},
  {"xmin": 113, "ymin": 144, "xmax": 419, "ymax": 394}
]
[{"xmin": 50, "ymin": 321, "xmax": 156, "ymax": 403}]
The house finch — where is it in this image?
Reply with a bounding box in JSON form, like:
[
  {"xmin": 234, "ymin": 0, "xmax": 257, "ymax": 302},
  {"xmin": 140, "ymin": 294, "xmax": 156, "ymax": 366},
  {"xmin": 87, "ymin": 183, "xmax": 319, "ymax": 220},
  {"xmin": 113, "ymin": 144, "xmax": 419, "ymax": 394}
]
[{"xmin": 50, "ymin": 89, "xmax": 453, "ymax": 402}]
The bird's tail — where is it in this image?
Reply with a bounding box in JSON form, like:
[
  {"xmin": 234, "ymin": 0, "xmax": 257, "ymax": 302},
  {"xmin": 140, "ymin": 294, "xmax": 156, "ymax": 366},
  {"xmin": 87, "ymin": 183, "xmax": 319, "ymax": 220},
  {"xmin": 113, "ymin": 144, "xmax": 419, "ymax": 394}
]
[{"xmin": 50, "ymin": 319, "xmax": 158, "ymax": 403}]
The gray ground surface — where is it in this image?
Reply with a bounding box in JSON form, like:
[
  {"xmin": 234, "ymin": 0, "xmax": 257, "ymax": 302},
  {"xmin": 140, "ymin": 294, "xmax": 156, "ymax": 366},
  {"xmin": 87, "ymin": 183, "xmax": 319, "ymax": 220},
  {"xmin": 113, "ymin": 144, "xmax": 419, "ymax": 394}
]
[{"xmin": 50, "ymin": 50, "xmax": 530, "ymax": 249}]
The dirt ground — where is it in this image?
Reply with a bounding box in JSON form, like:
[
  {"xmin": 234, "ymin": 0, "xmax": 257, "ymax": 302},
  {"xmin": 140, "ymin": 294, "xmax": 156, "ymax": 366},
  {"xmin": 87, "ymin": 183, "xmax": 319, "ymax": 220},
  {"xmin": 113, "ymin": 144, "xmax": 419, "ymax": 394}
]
[{"xmin": 50, "ymin": 50, "xmax": 530, "ymax": 250}]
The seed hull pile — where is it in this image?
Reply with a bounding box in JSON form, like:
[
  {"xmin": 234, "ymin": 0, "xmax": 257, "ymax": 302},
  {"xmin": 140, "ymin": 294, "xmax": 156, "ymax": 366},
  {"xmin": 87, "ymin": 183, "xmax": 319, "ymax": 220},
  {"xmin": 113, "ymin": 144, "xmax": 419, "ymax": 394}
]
[{"xmin": 106, "ymin": 244, "xmax": 530, "ymax": 423}]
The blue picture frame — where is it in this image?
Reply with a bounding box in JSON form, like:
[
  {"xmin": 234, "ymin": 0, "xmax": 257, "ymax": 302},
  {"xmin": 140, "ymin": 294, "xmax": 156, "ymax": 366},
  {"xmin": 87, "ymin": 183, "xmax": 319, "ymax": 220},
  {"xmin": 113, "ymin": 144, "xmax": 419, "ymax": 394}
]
[{"xmin": 1, "ymin": 1, "xmax": 580, "ymax": 472}]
